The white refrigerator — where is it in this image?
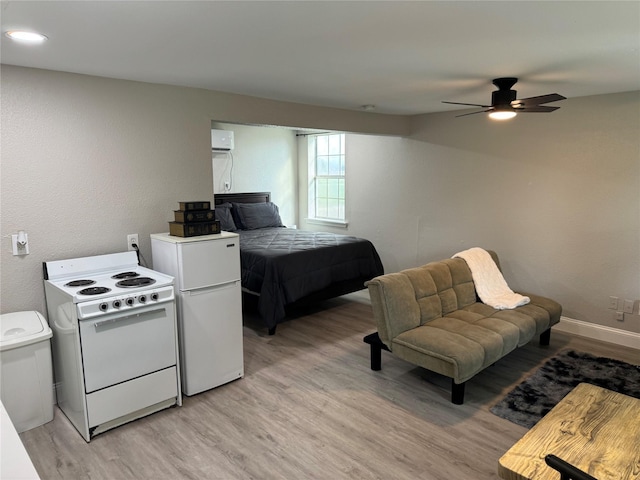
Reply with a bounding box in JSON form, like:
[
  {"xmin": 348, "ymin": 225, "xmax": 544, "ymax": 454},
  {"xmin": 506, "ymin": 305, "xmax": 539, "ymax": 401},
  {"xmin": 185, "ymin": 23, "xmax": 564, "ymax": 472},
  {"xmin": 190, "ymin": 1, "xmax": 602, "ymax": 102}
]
[{"xmin": 150, "ymin": 232, "xmax": 243, "ymax": 396}]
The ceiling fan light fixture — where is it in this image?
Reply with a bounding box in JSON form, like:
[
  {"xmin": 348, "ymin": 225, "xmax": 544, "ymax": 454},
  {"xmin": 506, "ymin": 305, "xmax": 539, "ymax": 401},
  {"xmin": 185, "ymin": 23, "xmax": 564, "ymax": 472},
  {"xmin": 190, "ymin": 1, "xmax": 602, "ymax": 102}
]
[
  {"xmin": 488, "ymin": 109, "xmax": 517, "ymax": 120},
  {"xmin": 443, "ymin": 77, "xmax": 564, "ymax": 120}
]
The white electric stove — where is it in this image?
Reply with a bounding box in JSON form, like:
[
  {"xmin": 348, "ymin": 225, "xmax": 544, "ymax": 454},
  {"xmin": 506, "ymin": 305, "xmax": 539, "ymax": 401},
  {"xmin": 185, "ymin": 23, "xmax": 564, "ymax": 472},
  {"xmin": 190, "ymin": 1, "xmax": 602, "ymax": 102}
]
[{"xmin": 43, "ymin": 251, "xmax": 182, "ymax": 442}]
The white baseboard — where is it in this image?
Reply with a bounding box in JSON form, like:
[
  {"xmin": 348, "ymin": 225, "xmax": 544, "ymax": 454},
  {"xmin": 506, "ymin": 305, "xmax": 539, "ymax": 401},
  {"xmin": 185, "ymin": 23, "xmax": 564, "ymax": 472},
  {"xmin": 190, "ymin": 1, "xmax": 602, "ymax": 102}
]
[{"xmin": 554, "ymin": 316, "xmax": 640, "ymax": 350}]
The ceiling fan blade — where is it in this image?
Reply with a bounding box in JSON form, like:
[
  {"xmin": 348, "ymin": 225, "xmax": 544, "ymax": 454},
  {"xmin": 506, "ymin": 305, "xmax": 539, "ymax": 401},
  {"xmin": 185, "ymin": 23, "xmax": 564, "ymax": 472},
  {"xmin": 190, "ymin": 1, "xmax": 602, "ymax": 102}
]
[
  {"xmin": 455, "ymin": 109, "xmax": 493, "ymax": 117},
  {"xmin": 516, "ymin": 105, "xmax": 561, "ymax": 113},
  {"xmin": 442, "ymin": 101, "xmax": 492, "ymax": 108},
  {"xmin": 512, "ymin": 93, "xmax": 566, "ymax": 107}
]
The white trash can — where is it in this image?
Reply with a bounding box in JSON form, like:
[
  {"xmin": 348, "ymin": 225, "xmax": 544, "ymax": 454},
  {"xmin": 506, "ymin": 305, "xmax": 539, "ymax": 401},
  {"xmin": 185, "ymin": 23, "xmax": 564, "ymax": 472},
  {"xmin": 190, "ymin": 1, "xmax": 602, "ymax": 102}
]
[{"xmin": 0, "ymin": 311, "xmax": 54, "ymax": 432}]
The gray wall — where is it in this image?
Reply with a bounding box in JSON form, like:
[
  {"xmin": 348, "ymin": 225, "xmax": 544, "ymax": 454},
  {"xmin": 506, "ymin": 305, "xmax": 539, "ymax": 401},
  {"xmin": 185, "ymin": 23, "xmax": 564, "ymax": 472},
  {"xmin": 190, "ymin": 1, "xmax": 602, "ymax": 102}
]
[
  {"xmin": 347, "ymin": 92, "xmax": 640, "ymax": 332},
  {"xmin": 211, "ymin": 122, "xmax": 298, "ymax": 226},
  {"xmin": 0, "ymin": 65, "xmax": 403, "ymax": 315},
  {"xmin": 300, "ymin": 93, "xmax": 640, "ymax": 335},
  {"xmin": 1, "ymin": 65, "xmax": 638, "ymax": 338},
  {"xmin": 405, "ymin": 93, "xmax": 639, "ymax": 333}
]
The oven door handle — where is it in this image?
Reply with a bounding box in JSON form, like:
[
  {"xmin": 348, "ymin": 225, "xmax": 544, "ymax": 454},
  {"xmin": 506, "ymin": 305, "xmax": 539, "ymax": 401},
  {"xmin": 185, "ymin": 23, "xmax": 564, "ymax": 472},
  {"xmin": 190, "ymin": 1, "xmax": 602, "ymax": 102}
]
[{"xmin": 93, "ymin": 308, "xmax": 165, "ymax": 329}]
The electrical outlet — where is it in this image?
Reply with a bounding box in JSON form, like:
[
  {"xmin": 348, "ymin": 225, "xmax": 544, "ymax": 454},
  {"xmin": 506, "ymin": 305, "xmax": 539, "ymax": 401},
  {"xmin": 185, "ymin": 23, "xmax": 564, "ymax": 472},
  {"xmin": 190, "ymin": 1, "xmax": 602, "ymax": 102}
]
[
  {"xmin": 615, "ymin": 311, "xmax": 625, "ymax": 321},
  {"xmin": 608, "ymin": 296, "xmax": 619, "ymax": 310},
  {"xmin": 127, "ymin": 234, "xmax": 139, "ymax": 251},
  {"xmin": 11, "ymin": 232, "xmax": 29, "ymax": 256},
  {"xmin": 623, "ymin": 300, "xmax": 634, "ymax": 314}
]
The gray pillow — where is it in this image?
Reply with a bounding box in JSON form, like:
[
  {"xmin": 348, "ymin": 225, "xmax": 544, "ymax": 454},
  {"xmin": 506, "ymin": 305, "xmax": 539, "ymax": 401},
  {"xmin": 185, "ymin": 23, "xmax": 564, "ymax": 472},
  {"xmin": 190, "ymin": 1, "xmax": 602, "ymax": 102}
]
[
  {"xmin": 234, "ymin": 202, "xmax": 283, "ymax": 230},
  {"xmin": 215, "ymin": 203, "xmax": 237, "ymax": 231}
]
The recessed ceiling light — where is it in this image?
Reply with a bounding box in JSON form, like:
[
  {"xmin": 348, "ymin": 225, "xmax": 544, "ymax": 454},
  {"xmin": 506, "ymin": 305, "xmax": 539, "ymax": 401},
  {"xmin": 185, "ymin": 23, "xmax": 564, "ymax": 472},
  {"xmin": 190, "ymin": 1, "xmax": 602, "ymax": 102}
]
[{"xmin": 5, "ymin": 30, "xmax": 48, "ymax": 43}]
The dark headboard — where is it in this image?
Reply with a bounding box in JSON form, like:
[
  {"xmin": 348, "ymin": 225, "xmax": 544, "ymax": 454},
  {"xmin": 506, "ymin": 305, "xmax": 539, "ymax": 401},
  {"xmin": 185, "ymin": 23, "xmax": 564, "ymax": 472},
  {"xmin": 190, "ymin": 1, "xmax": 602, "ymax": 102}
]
[{"xmin": 214, "ymin": 192, "xmax": 271, "ymax": 206}]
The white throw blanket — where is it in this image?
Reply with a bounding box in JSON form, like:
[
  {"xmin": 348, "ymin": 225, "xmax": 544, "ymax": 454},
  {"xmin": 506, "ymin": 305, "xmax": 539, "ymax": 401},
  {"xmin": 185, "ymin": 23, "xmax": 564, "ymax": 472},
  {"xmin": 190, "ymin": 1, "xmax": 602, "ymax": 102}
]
[{"xmin": 452, "ymin": 247, "xmax": 530, "ymax": 310}]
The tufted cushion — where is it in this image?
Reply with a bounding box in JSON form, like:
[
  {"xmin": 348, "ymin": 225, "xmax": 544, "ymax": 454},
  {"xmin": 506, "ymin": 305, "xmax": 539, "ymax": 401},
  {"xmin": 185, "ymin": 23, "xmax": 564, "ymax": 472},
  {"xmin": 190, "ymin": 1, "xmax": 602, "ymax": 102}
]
[{"xmin": 366, "ymin": 251, "xmax": 562, "ymax": 384}]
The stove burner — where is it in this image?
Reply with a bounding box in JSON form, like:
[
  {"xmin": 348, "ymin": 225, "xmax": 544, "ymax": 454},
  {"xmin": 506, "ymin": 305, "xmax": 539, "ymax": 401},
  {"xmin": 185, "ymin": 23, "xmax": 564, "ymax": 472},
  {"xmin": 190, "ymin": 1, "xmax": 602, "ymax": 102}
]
[
  {"xmin": 65, "ymin": 279, "xmax": 96, "ymax": 287},
  {"xmin": 78, "ymin": 286, "xmax": 112, "ymax": 296},
  {"xmin": 111, "ymin": 271, "xmax": 140, "ymax": 280},
  {"xmin": 116, "ymin": 277, "xmax": 156, "ymax": 288}
]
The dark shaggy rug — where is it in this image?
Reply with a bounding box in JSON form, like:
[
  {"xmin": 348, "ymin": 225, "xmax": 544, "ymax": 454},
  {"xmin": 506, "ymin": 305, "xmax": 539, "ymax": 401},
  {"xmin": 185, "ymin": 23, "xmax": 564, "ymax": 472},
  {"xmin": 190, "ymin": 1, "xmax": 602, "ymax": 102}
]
[{"xmin": 490, "ymin": 350, "xmax": 640, "ymax": 429}]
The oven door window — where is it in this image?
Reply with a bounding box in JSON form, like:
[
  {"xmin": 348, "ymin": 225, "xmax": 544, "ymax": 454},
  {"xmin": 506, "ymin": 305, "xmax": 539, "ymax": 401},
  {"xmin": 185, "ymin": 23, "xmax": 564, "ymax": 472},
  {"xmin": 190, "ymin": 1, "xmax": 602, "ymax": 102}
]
[{"xmin": 79, "ymin": 302, "xmax": 177, "ymax": 393}]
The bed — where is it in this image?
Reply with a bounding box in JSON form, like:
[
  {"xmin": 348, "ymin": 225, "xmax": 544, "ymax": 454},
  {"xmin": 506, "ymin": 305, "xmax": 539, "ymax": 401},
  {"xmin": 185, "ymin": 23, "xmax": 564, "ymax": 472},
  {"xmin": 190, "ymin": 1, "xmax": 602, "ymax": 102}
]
[{"xmin": 214, "ymin": 192, "xmax": 384, "ymax": 334}]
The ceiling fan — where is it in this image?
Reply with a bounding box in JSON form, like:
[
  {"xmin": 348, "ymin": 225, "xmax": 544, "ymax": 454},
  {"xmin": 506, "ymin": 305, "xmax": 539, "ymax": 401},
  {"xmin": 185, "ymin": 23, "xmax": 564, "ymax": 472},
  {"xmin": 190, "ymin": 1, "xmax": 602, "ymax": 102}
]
[{"xmin": 442, "ymin": 77, "xmax": 566, "ymax": 119}]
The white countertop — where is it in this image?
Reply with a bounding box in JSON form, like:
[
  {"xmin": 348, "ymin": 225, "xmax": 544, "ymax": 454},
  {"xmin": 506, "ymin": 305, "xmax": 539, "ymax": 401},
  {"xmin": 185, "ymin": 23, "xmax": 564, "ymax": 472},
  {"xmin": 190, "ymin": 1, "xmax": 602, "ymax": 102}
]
[
  {"xmin": 150, "ymin": 231, "xmax": 239, "ymax": 243},
  {"xmin": 0, "ymin": 401, "xmax": 41, "ymax": 480}
]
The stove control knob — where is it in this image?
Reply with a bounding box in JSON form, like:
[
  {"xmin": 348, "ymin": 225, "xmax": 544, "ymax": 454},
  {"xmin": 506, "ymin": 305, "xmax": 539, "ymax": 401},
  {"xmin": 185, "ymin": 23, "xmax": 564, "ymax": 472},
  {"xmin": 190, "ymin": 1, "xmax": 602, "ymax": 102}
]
[
  {"xmin": 150, "ymin": 293, "xmax": 159, "ymax": 302},
  {"xmin": 125, "ymin": 297, "xmax": 134, "ymax": 306},
  {"xmin": 112, "ymin": 299, "xmax": 121, "ymax": 309},
  {"xmin": 138, "ymin": 295, "xmax": 147, "ymax": 304},
  {"xmin": 99, "ymin": 302, "xmax": 108, "ymax": 312}
]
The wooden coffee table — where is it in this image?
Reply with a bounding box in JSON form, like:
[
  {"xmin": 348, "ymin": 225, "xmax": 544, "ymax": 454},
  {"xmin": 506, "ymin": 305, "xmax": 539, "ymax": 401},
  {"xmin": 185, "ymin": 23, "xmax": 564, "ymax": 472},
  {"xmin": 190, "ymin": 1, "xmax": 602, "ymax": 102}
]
[{"xmin": 498, "ymin": 382, "xmax": 640, "ymax": 480}]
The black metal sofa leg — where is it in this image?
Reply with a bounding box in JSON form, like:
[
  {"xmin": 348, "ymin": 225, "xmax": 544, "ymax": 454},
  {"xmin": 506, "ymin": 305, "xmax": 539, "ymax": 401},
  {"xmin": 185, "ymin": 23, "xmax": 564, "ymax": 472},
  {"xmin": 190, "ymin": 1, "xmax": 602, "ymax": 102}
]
[
  {"xmin": 369, "ymin": 342, "xmax": 382, "ymax": 371},
  {"xmin": 539, "ymin": 328, "xmax": 551, "ymax": 346},
  {"xmin": 451, "ymin": 380, "xmax": 465, "ymax": 405},
  {"xmin": 364, "ymin": 332, "xmax": 467, "ymax": 404},
  {"xmin": 363, "ymin": 332, "xmax": 389, "ymax": 371}
]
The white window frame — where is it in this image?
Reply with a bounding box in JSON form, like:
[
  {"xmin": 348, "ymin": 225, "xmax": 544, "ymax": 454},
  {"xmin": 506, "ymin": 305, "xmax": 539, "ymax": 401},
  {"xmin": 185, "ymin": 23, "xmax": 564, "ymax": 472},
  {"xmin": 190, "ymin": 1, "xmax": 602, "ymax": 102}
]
[{"xmin": 307, "ymin": 133, "xmax": 348, "ymax": 227}]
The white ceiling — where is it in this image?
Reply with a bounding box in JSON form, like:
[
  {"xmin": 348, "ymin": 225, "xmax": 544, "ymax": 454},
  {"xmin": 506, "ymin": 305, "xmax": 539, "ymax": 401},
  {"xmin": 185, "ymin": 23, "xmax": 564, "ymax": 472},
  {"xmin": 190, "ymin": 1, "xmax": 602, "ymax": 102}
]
[{"xmin": 1, "ymin": 1, "xmax": 639, "ymax": 115}]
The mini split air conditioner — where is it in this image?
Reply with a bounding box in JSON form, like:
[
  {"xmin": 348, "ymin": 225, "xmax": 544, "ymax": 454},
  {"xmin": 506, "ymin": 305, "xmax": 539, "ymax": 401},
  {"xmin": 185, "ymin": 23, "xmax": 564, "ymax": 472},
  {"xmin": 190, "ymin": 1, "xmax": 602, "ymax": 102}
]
[{"xmin": 211, "ymin": 129, "xmax": 234, "ymax": 151}]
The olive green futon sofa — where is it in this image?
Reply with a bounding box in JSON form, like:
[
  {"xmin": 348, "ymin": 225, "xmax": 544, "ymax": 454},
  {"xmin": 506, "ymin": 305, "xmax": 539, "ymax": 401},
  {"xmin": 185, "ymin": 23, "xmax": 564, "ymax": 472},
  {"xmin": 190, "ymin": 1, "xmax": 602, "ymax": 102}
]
[{"xmin": 364, "ymin": 251, "xmax": 561, "ymax": 404}]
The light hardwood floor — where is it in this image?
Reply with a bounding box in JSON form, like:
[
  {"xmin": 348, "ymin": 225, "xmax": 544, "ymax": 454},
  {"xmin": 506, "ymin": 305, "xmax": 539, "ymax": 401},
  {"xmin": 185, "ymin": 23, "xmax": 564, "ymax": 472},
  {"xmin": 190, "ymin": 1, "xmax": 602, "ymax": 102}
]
[{"xmin": 20, "ymin": 292, "xmax": 639, "ymax": 480}]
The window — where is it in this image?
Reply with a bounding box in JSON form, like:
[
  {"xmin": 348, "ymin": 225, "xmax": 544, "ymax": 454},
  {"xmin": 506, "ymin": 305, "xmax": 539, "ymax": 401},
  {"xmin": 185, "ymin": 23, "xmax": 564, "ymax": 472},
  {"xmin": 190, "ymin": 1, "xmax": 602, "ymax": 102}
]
[{"xmin": 308, "ymin": 133, "xmax": 346, "ymax": 223}]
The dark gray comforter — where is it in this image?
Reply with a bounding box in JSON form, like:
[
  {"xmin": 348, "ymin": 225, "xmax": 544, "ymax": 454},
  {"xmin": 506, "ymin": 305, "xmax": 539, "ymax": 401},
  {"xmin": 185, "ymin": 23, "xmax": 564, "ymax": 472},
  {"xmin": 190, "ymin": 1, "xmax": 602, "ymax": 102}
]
[{"xmin": 238, "ymin": 227, "xmax": 384, "ymax": 330}]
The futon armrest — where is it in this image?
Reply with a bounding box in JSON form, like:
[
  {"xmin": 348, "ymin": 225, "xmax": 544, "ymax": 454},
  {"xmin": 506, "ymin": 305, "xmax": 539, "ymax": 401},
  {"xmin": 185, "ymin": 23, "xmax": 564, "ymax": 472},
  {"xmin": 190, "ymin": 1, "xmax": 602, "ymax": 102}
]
[{"xmin": 366, "ymin": 274, "xmax": 421, "ymax": 343}]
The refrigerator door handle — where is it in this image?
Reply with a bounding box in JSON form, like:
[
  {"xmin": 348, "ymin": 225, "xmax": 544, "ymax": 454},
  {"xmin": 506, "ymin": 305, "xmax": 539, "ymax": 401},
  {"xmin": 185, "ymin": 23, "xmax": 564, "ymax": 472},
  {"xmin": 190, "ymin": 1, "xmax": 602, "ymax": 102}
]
[{"xmin": 183, "ymin": 281, "xmax": 240, "ymax": 296}]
